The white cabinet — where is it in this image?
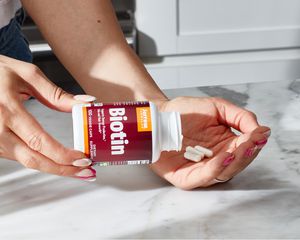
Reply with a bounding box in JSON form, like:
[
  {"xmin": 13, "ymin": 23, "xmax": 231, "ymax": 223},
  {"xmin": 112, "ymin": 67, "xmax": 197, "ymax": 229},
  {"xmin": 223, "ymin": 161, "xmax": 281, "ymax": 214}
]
[
  {"xmin": 136, "ymin": 0, "xmax": 300, "ymax": 56},
  {"xmin": 135, "ymin": 0, "xmax": 300, "ymax": 88}
]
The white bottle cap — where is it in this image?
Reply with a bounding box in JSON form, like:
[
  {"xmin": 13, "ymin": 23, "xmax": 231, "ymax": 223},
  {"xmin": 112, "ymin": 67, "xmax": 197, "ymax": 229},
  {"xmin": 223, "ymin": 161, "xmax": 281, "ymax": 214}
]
[{"xmin": 159, "ymin": 112, "xmax": 182, "ymax": 152}]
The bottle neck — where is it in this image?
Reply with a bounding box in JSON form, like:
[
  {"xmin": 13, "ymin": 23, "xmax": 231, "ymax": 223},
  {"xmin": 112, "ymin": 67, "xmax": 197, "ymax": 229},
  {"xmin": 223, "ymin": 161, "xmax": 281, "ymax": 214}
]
[{"xmin": 159, "ymin": 111, "xmax": 182, "ymax": 152}]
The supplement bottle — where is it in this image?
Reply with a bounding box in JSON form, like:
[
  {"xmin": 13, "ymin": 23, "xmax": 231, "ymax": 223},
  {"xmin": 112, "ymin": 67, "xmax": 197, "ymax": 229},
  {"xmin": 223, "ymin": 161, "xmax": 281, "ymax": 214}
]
[{"xmin": 72, "ymin": 101, "xmax": 182, "ymax": 166}]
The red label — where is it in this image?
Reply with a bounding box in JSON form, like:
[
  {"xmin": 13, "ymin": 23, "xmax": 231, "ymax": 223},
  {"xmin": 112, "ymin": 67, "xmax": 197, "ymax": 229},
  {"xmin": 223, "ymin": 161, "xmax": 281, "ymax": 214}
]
[{"xmin": 83, "ymin": 101, "xmax": 153, "ymax": 165}]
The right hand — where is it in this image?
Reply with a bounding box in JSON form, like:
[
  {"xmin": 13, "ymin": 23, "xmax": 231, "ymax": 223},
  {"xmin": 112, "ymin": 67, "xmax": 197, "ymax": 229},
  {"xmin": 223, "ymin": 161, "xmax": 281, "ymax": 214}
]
[
  {"xmin": 0, "ymin": 55, "xmax": 97, "ymax": 181},
  {"xmin": 151, "ymin": 97, "xmax": 270, "ymax": 190}
]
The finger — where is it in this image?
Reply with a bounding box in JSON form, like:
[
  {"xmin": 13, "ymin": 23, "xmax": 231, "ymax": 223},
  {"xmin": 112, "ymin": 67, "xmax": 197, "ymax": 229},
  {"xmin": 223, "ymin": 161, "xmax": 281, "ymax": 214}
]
[
  {"xmin": 3, "ymin": 131, "xmax": 96, "ymax": 180},
  {"xmin": 7, "ymin": 103, "xmax": 89, "ymax": 166},
  {"xmin": 252, "ymin": 126, "xmax": 271, "ymax": 138},
  {"xmin": 235, "ymin": 127, "xmax": 270, "ymax": 146},
  {"xmin": 211, "ymin": 97, "xmax": 269, "ymax": 133},
  {"xmin": 216, "ymin": 132, "xmax": 269, "ymax": 181},
  {"xmin": 177, "ymin": 152, "xmax": 235, "ymax": 190},
  {"xmin": 0, "ymin": 55, "xmax": 96, "ymax": 112}
]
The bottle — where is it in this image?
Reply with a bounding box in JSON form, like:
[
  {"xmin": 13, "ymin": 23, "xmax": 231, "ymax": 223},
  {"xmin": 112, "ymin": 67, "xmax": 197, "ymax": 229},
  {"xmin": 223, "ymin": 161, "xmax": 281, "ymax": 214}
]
[{"xmin": 72, "ymin": 101, "xmax": 182, "ymax": 166}]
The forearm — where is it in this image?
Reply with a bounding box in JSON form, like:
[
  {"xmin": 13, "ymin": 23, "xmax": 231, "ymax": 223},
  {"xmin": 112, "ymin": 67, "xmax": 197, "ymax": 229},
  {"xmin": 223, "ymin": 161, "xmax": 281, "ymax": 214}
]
[{"xmin": 21, "ymin": 0, "xmax": 167, "ymax": 102}]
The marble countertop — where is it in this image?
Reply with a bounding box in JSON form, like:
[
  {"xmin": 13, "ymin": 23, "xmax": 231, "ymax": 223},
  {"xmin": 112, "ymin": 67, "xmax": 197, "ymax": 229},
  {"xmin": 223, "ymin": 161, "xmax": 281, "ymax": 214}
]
[{"xmin": 0, "ymin": 80, "xmax": 300, "ymax": 239}]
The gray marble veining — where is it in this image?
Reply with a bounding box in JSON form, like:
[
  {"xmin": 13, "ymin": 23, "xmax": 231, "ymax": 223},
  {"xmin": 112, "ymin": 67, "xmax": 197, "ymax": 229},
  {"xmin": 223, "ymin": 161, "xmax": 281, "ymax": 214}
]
[{"xmin": 0, "ymin": 80, "xmax": 300, "ymax": 239}]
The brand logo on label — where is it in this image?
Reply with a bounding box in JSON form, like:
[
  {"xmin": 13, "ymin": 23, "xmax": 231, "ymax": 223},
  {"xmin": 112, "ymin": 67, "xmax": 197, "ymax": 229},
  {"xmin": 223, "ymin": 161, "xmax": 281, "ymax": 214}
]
[
  {"xmin": 109, "ymin": 108, "xmax": 129, "ymax": 155},
  {"xmin": 136, "ymin": 107, "xmax": 152, "ymax": 132}
]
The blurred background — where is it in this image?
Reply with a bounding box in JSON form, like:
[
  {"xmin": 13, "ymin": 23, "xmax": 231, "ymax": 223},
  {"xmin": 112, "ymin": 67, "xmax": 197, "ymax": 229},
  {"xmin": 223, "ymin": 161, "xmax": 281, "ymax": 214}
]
[{"xmin": 22, "ymin": 0, "xmax": 300, "ymax": 94}]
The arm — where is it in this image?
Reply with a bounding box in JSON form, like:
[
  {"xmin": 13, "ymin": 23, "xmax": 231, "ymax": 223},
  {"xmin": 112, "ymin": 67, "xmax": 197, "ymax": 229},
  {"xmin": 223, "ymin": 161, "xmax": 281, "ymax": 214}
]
[
  {"xmin": 21, "ymin": 0, "xmax": 167, "ymax": 102},
  {"xmin": 21, "ymin": 0, "xmax": 270, "ymax": 189}
]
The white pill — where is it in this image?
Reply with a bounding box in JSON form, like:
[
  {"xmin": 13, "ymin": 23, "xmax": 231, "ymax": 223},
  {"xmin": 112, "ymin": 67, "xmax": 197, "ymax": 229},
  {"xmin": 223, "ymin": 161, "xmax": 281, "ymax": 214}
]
[
  {"xmin": 184, "ymin": 151, "xmax": 203, "ymax": 162},
  {"xmin": 195, "ymin": 145, "xmax": 213, "ymax": 158},
  {"xmin": 186, "ymin": 146, "xmax": 204, "ymax": 158}
]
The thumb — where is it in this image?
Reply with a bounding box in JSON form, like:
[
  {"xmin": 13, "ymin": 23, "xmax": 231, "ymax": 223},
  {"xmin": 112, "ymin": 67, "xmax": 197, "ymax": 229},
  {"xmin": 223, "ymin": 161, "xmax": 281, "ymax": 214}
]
[
  {"xmin": 31, "ymin": 80, "xmax": 96, "ymax": 112},
  {"xmin": 26, "ymin": 67, "xmax": 96, "ymax": 112},
  {"xmin": 22, "ymin": 67, "xmax": 96, "ymax": 112},
  {"xmin": 0, "ymin": 56, "xmax": 96, "ymax": 112},
  {"xmin": 33, "ymin": 84, "xmax": 96, "ymax": 112}
]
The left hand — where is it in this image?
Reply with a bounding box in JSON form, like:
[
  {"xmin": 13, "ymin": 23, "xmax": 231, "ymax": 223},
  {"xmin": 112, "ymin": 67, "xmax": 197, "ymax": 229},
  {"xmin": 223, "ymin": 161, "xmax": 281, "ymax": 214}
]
[{"xmin": 150, "ymin": 97, "xmax": 270, "ymax": 190}]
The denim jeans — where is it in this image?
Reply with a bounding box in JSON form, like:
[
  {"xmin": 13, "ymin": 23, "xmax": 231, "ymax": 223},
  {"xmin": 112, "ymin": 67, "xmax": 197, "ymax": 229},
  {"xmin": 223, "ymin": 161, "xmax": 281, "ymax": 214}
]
[{"xmin": 0, "ymin": 8, "xmax": 32, "ymax": 63}]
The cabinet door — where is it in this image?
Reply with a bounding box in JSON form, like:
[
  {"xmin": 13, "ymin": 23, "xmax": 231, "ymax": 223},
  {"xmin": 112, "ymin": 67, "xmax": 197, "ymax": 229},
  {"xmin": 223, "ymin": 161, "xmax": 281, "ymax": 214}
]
[{"xmin": 136, "ymin": 0, "xmax": 300, "ymax": 56}]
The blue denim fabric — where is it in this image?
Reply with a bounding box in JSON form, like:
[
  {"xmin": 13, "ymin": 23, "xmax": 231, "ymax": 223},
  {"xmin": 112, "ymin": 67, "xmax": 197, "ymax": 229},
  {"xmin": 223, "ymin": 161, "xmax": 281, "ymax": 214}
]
[{"xmin": 0, "ymin": 8, "xmax": 32, "ymax": 63}]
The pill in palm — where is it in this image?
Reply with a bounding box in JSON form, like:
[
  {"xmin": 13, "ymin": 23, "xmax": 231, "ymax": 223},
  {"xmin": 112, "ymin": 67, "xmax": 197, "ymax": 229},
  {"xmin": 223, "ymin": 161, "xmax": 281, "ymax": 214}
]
[
  {"xmin": 195, "ymin": 145, "xmax": 213, "ymax": 157},
  {"xmin": 186, "ymin": 146, "xmax": 204, "ymax": 157},
  {"xmin": 184, "ymin": 151, "xmax": 202, "ymax": 162}
]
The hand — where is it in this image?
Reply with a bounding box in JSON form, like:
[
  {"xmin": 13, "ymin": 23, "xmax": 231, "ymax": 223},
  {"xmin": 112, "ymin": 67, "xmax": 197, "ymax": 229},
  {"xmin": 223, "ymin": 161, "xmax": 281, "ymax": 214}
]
[
  {"xmin": 0, "ymin": 55, "xmax": 97, "ymax": 180},
  {"xmin": 150, "ymin": 97, "xmax": 270, "ymax": 190}
]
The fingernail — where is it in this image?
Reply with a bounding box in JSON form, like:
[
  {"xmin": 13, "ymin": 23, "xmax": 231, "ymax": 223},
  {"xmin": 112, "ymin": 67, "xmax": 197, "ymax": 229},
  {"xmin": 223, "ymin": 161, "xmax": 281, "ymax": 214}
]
[
  {"xmin": 244, "ymin": 147, "xmax": 257, "ymax": 157},
  {"xmin": 263, "ymin": 130, "xmax": 271, "ymax": 138},
  {"xmin": 255, "ymin": 139, "xmax": 268, "ymax": 149},
  {"xmin": 84, "ymin": 177, "xmax": 97, "ymax": 182},
  {"xmin": 223, "ymin": 155, "xmax": 235, "ymax": 166},
  {"xmin": 75, "ymin": 168, "xmax": 96, "ymax": 179},
  {"xmin": 72, "ymin": 158, "xmax": 92, "ymax": 167},
  {"xmin": 74, "ymin": 94, "xmax": 97, "ymax": 102}
]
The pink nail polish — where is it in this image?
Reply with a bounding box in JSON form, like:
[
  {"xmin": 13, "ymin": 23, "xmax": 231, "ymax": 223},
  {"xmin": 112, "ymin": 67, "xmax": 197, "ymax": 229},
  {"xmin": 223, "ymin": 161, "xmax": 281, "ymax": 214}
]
[
  {"xmin": 263, "ymin": 130, "xmax": 271, "ymax": 138},
  {"xmin": 255, "ymin": 139, "xmax": 268, "ymax": 149},
  {"xmin": 244, "ymin": 147, "xmax": 257, "ymax": 157},
  {"xmin": 223, "ymin": 155, "xmax": 235, "ymax": 166},
  {"xmin": 89, "ymin": 168, "xmax": 97, "ymax": 176}
]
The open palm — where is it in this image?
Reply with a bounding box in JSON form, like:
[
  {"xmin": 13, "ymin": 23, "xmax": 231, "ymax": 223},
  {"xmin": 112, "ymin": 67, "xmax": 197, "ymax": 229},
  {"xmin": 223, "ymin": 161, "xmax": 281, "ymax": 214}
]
[{"xmin": 151, "ymin": 97, "xmax": 270, "ymax": 190}]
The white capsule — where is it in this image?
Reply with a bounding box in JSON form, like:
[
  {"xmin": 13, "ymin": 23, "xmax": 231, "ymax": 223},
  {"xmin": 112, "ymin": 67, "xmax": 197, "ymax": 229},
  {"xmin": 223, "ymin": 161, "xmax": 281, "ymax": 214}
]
[
  {"xmin": 195, "ymin": 145, "xmax": 213, "ymax": 158},
  {"xmin": 184, "ymin": 151, "xmax": 203, "ymax": 162},
  {"xmin": 186, "ymin": 146, "xmax": 204, "ymax": 158}
]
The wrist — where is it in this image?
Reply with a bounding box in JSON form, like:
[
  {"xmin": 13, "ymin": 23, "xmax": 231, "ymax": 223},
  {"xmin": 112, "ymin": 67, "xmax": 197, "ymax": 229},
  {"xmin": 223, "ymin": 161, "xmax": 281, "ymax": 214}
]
[
  {"xmin": 135, "ymin": 87, "xmax": 168, "ymax": 102},
  {"xmin": 150, "ymin": 98, "xmax": 169, "ymax": 112}
]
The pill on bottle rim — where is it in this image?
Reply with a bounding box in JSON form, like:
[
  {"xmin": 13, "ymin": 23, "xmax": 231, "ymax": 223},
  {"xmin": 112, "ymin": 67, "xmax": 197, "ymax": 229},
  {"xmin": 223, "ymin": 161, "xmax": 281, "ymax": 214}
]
[
  {"xmin": 184, "ymin": 151, "xmax": 203, "ymax": 162},
  {"xmin": 195, "ymin": 145, "xmax": 213, "ymax": 158},
  {"xmin": 186, "ymin": 146, "xmax": 204, "ymax": 157}
]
